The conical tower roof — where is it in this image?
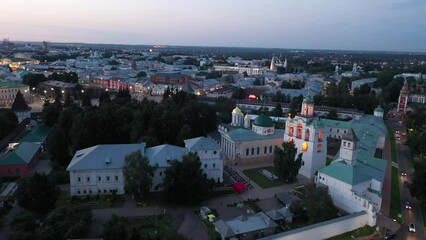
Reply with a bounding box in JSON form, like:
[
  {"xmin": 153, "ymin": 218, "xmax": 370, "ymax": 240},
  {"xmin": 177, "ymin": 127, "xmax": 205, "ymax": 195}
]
[
  {"xmin": 342, "ymin": 128, "xmax": 358, "ymax": 142},
  {"xmin": 11, "ymin": 91, "xmax": 30, "ymax": 112}
]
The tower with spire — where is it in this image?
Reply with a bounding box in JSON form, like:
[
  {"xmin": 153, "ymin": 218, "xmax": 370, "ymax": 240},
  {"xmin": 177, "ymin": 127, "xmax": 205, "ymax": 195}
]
[
  {"xmin": 339, "ymin": 128, "xmax": 359, "ymax": 166},
  {"xmin": 283, "ymin": 95, "xmax": 327, "ymax": 178},
  {"xmin": 11, "ymin": 90, "xmax": 31, "ymax": 122},
  {"xmin": 397, "ymin": 79, "xmax": 409, "ymax": 113}
]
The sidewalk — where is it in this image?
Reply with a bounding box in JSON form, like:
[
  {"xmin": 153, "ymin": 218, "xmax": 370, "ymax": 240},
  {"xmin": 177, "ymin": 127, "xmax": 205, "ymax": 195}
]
[{"xmin": 380, "ymin": 134, "xmax": 392, "ymax": 217}]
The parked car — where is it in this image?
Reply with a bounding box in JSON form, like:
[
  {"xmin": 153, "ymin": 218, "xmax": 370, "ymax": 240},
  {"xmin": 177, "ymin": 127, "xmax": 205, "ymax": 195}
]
[
  {"xmin": 405, "ymin": 202, "xmax": 412, "ymax": 210},
  {"xmin": 400, "ymin": 170, "xmax": 407, "ymax": 176},
  {"xmin": 408, "ymin": 223, "xmax": 416, "ymax": 232},
  {"xmin": 384, "ymin": 232, "xmax": 396, "ymax": 239}
]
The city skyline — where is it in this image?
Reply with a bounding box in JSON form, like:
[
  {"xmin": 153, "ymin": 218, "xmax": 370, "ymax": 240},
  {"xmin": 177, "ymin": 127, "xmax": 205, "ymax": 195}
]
[{"xmin": 1, "ymin": 0, "xmax": 426, "ymax": 52}]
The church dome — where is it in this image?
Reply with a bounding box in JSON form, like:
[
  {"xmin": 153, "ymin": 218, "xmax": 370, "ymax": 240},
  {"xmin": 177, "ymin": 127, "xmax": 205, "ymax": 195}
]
[
  {"xmin": 244, "ymin": 114, "xmax": 250, "ymax": 119},
  {"xmin": 254, "ymin": 115, "xmax": 274, "ymax": 127},
  {"xmin": 232, "ymin": 107, "xmax": 242, "ymax": 114}
]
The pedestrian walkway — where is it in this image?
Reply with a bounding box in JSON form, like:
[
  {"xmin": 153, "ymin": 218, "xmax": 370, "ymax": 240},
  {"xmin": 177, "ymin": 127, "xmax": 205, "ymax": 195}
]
[
  {"xmin": 380, "ymin": 135, "xmax": 392, "ymax": 217},
  {"xmin": 223, "ymin": 165, "xmax": 254, "ymax": 189}
]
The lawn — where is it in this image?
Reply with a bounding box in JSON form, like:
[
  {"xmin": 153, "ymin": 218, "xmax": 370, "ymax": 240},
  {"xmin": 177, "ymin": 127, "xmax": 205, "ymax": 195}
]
[
  {"xmin": 242, "ymin": 166, "xmax": 283, "ymax": 189},
  {"xmin": 388, "ymin": 127, "xmax": 398, "ymax": 163},
  {"xmin": 389, "ymin": 166, "xmax": 402, "ymax": 223},
  {"xmin": 126, "ymin": 215, "xmax": 176, "ymax": 238},
  {"xmin": 56, "ymin": 190, "xmax": 124, "ymax": 209},
  {"xmin": 326, "ymin": 225, "xmax": 379, "ymax": 240}
]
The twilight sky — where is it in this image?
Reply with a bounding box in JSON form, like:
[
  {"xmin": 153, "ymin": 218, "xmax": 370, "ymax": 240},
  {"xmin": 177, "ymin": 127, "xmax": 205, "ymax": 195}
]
[{"xmin": 1, "ymin": 0, "xmax": 426, "ymax": 52}]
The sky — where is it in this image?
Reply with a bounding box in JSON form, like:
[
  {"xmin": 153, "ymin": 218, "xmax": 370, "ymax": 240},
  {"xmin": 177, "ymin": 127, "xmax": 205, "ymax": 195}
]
[{"xmin": 1, "ymin": 0, "xmax": 426, "ymax": 52}]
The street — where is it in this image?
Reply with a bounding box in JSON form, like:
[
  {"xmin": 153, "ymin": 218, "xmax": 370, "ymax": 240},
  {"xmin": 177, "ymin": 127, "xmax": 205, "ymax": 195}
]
[{"xmin": 387, "ymin": 114, "xmax": 425, "ymax": 240}]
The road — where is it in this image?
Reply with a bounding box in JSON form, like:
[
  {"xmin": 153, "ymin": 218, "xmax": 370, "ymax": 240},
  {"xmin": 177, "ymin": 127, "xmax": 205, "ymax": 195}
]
[{"xmin": 387, "ymin": 114, "xmax": 425, "ymax": 240}]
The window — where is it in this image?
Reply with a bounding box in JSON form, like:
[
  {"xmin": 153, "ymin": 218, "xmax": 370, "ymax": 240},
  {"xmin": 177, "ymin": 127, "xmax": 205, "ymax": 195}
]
[
  {"xmin": 257, "ymin": 147, "xmax": 260, "ymax": 154},
  {"xmin": 251, "ymin": 148, "xmax": 254, "ymax": 155},
  {"xmin": 204, "ymin": 164, "xmax": 207, "ymax": 168},
  {"xmin": 159, "ymin": 172, "xmax": 163, "ymax": 176},
  {"xmin": 302, "ymin": 142, "xmax": 308, "ymax": 152},
  {"xmin": 213, "ymin": 163, "xmax": 216, "ymax": 168},
  {"xmin": 318, "ymin": 130, "xmax": 323, "ymax": 142},
  {"xmin": 109, "ymin": 190, "xmax": 112, "ymax": 193},
  {"xmin": 296, "ymin": 123, "xmax": 303, "ymax": 138},
  {"xmin": 107, "ymin": 176, "xmax": 110, "ymax": 181},
  {"xmin": 104, "ymin": 190, "xmax": 107, "ymax": 193},
  {"xmin": 83, "ymin": 190, "xmax": 86, "ymax": 194},
  {"xmin": 87, "ymin": 177, "xmax": 91, "ymax": 182},
  {"xmin": 337, "ymin": 129, "xmax": 339, "ymax": 133},
  {"xmin": 89, "ymin": 190, "xmax": 92, "ymax": 194},
  {"xmin": 98, "ymin": 190, "xmax": 101, "ymax": 193},
  {"xmin": 305, "ymin": 129, "xmax": 310, "ymax": 141},
  {"xmin": 115, "ymin": 176, "xmax": 118, "ymax": 181},
  {"xmin": 343, "ymin": 141, "xmax": 346, "ymax": 147},
  {"xmin": 98, "ymin": 176, "xmax": 101, "ymax": 181},
  {"xmin": 213, "ymin": 151, "xmax": 217, "ymax": 155},
  {"xmin": 78, "ymin": 190, "xmax": 81, "ymax": 194},
  {"xmin": 78, "ymin": 177, "xmax": 81, "ymax": 182},
  {"xmin": 289, "ymin": 124, "xmax": 294, "ymax": 136},
  {"xmin": 246, "ymin": 148, "xmax": 249, "ymax": 156},
  {"xmin": 348, "ymin": 143, "xmax": 351, "ymax": 148},
  {"xmin": 264, "ymin": 147, "xmax": 267, "ymax": 154},
  {"xmin": 269, "ymin": 146, "xmax": 273, "ymax": 153},
  {"xmin": 330, "ymin": 128, "xmax": 332, "ymax": 132}
]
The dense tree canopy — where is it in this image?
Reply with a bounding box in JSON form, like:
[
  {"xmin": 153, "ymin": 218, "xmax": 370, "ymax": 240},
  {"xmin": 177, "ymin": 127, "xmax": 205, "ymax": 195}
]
[
  {"xmin": 123, "ymin": 151, "xmax": 155, "ymax": 199},
  {"xmin": 274, "ymin": 141, "xmax": 303, "ymax": 183},
  {"xmin": 16, "ymin": 173, "xmax": 57, "ymax": 214},
  {"xmin": 290, "ymin": 184, "xmax": 338, "ymax": 224},
  {"xmin": 163, "ymin": 152, "xmax": 213, "ymax": 205},
  {"xmin": 47, "ymin": 91, "xmax": 217, "ymax": 167},
  {"xmin": 22, "ymin": 73, "xmax": 47, "ymax": 88}
]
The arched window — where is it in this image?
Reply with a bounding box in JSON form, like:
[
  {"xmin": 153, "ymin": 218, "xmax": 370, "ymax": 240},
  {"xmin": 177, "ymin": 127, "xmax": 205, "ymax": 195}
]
[
  {"xmin": 318, "ymin": 130, "xmax": 323, "ymax": 142},
  {"xmin": 296, "ymin": 123, "xmax": 303, "ymax": 139},
  {"xmin": 289, "ymin": 124, "xmax": 294, "ymax": 136},
  {"xmin": 305, "ymin": 129, "xmax": 310, "ymax": 141},
  {"xmin": 317, "ymin": 144, "xmax": 322, "ymax": 152}
]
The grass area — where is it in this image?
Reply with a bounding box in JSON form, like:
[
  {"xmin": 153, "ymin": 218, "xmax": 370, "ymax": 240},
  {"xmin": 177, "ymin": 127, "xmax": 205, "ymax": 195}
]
[
  {"xmin": 326, "ymin": 225, "xmax": 379, "ymax": 240},
  {"xmin": 374, "ymin": 148, "xmax": 383, "ymax": 159},
  {"xmin": 388, "ymin": 127, "xmax": 398, "ymax": 163},
  {"xmin": 126, "ymin": 215, "xmax": 176, "ymax": 238},
  {"xmin": 390, "ymin": 166, "xmax": 402, "ymax": 223},
  {"xmin": 56, "ymin": 190, "xmax": 124, "ymax": 209},
  {"xmin": 242, "ymin": 166, "xmax": 283, "ymax": 189}
]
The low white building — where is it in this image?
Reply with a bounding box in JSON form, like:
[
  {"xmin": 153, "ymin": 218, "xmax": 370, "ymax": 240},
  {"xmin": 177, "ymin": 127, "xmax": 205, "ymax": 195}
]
[{"xmin": 67, "ymin": 137, "xmax": 223, "ymax": 196}]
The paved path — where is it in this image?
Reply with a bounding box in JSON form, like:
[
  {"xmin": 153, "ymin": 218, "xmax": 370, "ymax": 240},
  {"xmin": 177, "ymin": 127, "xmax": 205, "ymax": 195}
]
[{"xmin": 380, "ymin": 134, "xmax": 392, "ymax": 217}]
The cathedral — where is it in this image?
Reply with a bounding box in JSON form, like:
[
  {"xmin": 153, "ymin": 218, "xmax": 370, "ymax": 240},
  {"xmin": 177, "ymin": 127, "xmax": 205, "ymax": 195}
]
[{"xmin": 397, "ymin": 78, "xmax": 426, "ymax": 114}]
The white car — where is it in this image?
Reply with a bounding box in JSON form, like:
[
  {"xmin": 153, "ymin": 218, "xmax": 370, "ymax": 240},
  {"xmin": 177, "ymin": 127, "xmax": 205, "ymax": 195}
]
[{"xmin": 408, "ymin": 223, "xmax": 416, "ymax": 232}]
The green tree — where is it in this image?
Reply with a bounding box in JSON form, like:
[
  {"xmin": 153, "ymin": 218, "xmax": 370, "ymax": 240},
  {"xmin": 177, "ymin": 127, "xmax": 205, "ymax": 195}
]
[
  {"xmin": 232, "ymin": 88, "xmax": 246, "ymax": 99},
  {"xmin": 47, "ymin": 126, "xmax": 70, "ymax": 166},
  {"xmin": 103, "ymin": 215, "xmax": 127, "ymax": 240},
  {"xmin": 99, "ymin": 91, "xmax": 111, "ymax": 106},
  {"xmin": 22, "ymin": 73, "xmax": 47, "ymax": 88},
  {"xmin": 136, "ymin": 71, "xmax": 147, "ymax": 78},
  {"xmin": 274, "ymin": 141, "xmax": 303, "ymax": 183},
  {"xmin": 271, "ymin": 103, "xmax": 283, "ymax": 117},
  {"xmin": 163, "ymin": 152, "xmax": 213, "ymax": 205},
  {"xmin": 16, "ymin": 173, "xmax": 57, "ymax": 214},
  {"xmin": 42, "ymin": 104, "xmax": 61, "ymax": 127},
  {"xmin": 123, "ymin": 151, "xmax": 155, "ymax": 199}
]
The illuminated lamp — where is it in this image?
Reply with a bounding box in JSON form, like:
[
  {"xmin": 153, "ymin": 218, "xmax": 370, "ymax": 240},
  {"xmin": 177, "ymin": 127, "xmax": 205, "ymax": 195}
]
[{"xmin": 302, "ymin": 142, "xmax": 308, "ymax": 152}]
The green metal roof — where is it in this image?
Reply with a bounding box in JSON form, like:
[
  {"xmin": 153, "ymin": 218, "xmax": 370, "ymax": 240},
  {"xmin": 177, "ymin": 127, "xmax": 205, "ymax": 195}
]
[
  {"xmin": 0, "ymin": 81, "xmax": 28, "ymax": 88},
  {"xmin": 254, "ymin": 115, "xmax": 274, "ymax": 127},
  {"xmin": 223, "ymin": 128, "xmax": 284, "ymax": 142},
  {"xmin": 20, "ymin": 125, "xmax": 51, "ymax": 143},
  {"xmin": 375, "ymin": 106, "xmax": 384, "ymax": 112},
  {"xmin": 0, "ymin": 142, "xmax": 41, "ymax": 166}
]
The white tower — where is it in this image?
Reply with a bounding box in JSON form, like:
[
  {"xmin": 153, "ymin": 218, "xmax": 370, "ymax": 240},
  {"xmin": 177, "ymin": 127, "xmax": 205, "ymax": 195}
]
[
  {"xmin": 283, "ymin": 98, "xmax": 327, "ymax": 179},
  {"xmin": 300, "ymin": 96, "xmax": 314, "ymax": 118},
  {"xmin": 335, "ymin": 65, "xmax": 339, "ymax": 74},
  {"xmin": 374, "ymin": 105, "xmax": 384, "ymax": 118},
  {"xmin": 339, "ymin": 128, "xmax": 358, "ymax": 166},
  {"xmin": 352, "ymin": 63, "xmax": 358, "ymax": 73},
  {"xmin": 283, "ymin": 58, "xmax": 288, "ymax": 68},
  {"xmin": 244, "ymin": 114, "xmax": 250, "ymax": 128},
  {"xmin": 270, "ymin": 56, "xmax": 276, "ymax": 70},
  {"xmin": 231, "ymin": 107, "xmax": 244, "ymax": 127}
]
